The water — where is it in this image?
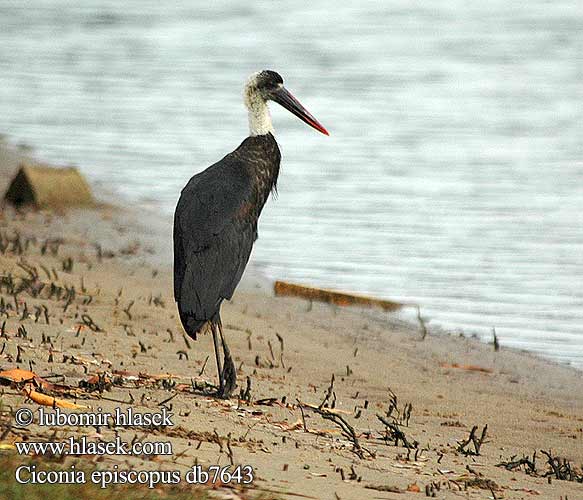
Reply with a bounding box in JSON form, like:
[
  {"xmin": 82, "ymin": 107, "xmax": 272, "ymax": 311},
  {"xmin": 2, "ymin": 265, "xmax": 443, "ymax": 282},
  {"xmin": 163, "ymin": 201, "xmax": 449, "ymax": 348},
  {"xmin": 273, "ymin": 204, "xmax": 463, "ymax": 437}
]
[{"xmin": 1, "ymin": 1, "xmax": 582, "ymax": 367}]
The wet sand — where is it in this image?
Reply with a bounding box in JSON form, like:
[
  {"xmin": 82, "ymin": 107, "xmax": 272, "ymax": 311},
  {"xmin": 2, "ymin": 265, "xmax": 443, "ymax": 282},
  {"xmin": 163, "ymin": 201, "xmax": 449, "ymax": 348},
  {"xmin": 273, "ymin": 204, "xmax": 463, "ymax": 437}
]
[{"xmin": 0, "ymin": 140, "xmax": 582, "ymax": 499}]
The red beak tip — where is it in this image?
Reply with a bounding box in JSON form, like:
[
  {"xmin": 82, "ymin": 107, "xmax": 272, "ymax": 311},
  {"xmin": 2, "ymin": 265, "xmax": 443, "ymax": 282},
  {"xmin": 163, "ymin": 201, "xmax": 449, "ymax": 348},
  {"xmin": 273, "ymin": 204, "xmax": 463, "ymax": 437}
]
[{"xmin": 315, "ymin": 124, "xmax": 329, "ymax": 136}]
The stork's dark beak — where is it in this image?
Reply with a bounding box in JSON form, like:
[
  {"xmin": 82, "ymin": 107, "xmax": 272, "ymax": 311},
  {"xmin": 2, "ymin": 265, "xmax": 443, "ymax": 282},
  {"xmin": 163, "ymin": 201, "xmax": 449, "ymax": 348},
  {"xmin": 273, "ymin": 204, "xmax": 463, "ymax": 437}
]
[{"xmin": 270, "ymin": 86, "xmax": 329, "ymax": 136}]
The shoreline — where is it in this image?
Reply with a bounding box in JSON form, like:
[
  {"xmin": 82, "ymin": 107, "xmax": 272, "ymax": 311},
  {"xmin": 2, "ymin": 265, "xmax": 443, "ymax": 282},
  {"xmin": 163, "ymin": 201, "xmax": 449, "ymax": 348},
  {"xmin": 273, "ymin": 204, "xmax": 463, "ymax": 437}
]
[
  {"xmin": 0, "ymin": 136, "xmax": 582, "ymax": 498},
  {"xmin": 1, "ymin": 135, "xmax": 581, "ymax": 373},
  {"xmin": 1, "ymin": 135, "xmax": 582, "ymax": 380}
]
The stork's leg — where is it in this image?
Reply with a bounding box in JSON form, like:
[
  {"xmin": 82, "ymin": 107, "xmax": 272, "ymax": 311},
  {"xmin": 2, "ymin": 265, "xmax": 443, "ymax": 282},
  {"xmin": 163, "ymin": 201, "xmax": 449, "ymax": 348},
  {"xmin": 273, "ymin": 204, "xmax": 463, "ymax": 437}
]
[
  {"xmin": 217, "ymin": 320, "xmax": 236, "ymax": 398},
  {"xmin": 211, "ymin": 323, "xmax": 224, "ymax": 394}
]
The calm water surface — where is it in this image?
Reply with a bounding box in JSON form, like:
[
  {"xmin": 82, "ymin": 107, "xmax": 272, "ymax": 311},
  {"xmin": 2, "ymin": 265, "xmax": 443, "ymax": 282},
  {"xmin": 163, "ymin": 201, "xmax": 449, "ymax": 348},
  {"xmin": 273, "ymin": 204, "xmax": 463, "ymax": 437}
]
[{"xmin": 1, "ymin": 1, "xmax": 582, "ymax": 366}]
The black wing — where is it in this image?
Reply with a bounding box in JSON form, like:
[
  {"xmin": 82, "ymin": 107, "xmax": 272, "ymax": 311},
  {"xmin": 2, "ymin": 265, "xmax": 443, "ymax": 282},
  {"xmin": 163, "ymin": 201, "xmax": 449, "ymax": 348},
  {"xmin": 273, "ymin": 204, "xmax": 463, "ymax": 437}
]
[{"xmin": 173, "ymin": 154, "xmax": 256, "ymax": 330}]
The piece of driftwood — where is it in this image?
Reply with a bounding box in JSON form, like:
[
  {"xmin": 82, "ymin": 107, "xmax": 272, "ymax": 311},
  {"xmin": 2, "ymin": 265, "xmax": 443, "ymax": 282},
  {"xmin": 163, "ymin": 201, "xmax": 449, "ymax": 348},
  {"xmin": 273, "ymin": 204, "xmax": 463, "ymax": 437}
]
[
  {"xmin": 273, "ymin": 281, "xmax": 403, "ymax": 311},
  {"xmin": 4, "ymin": 163, "xmax": 94, "ymax": 208}
]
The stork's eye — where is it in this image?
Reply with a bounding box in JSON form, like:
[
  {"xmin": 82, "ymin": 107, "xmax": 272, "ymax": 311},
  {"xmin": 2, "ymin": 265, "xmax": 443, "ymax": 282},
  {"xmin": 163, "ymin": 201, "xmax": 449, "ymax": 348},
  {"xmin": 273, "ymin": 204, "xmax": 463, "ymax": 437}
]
[{"xmin": 257, "ymin": 70, "xmax": 283, "ymax": 90}]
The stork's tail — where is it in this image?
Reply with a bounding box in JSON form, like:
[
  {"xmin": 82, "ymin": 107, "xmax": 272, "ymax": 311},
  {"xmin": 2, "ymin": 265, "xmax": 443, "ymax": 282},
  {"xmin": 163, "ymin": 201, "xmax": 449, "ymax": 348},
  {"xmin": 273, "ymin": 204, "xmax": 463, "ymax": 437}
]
[{"xmin": 178, "ymin": 310, "xmax": 213, "ymax": 340}]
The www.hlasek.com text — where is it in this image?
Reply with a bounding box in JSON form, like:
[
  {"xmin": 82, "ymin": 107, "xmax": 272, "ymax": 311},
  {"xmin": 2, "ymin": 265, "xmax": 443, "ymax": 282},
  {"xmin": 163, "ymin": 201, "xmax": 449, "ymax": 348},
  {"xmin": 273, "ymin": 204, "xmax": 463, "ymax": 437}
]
[{"xmin": 15, "ymin": 436, "xmax": 172, "ymax": 456}]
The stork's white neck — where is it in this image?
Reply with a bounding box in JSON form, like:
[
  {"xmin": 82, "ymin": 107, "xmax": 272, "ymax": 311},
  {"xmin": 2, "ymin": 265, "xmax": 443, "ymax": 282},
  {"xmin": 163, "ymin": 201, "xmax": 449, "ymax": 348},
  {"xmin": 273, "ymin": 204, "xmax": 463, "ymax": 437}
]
[{"xmin": 244, "ymin": 85, "xmax": 274, "ymax": 136}]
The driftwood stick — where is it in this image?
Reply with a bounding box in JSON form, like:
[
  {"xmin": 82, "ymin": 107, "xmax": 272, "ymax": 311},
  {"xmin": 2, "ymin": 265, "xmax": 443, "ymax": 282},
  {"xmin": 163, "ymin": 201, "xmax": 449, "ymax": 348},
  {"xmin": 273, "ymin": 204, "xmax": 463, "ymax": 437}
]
[
  {"xmin": 457, "ymin": 425, "xmax": 488, "ymax": 456},
  {"xmin": 377, "ymin": 414, "xmax": 418, "ymax": 449}
]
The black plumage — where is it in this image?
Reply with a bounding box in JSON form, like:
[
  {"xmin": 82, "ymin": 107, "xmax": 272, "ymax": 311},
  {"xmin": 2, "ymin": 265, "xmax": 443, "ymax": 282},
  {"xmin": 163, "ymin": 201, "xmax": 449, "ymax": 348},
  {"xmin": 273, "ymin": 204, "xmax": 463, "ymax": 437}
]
[{"xmin": 174, "ymin": 134, "xmax": 280, "ymax": 336}]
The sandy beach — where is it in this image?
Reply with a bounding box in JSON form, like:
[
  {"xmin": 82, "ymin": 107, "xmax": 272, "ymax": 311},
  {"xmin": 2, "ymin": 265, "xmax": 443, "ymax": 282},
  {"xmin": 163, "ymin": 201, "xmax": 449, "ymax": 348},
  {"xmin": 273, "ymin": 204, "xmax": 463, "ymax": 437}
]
[{"xmin": 0, "ymin": 140, "xmax": 582, "ymax": 500}]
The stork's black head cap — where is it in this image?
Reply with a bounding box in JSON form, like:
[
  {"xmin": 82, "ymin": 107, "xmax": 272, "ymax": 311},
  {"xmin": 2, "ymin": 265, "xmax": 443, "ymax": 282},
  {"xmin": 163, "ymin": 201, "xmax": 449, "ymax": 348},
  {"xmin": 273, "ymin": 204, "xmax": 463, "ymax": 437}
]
[{"xmin": 256, "ymin": 70, "xmax": 284, "ymax": 89}]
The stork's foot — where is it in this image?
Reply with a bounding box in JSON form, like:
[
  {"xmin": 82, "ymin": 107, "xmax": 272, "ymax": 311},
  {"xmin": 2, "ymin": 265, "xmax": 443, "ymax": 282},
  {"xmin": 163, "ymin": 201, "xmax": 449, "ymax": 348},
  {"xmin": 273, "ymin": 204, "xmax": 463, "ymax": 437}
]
[{"xmin": 217, "ymin": 344, "xmax": 237, "ymax": 398}]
